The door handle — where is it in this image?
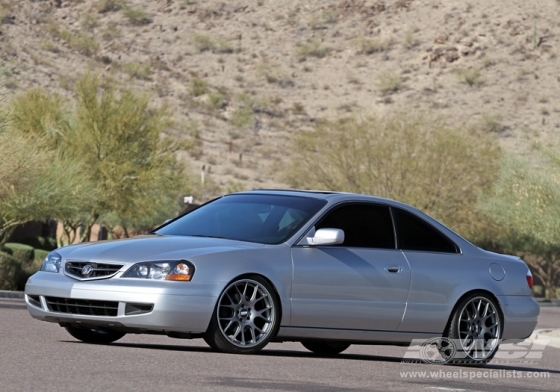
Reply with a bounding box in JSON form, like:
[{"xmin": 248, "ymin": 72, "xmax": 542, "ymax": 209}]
[{"xmin": 385, "ymin": 265, "xmax": 402, "ymax": 273}]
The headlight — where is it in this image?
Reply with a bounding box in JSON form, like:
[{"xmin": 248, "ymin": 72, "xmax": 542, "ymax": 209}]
[
  {"xmin": 40, "ymin": 251, "xmax": 62, "ymax": 273},
  {"xmin": 122, "ymin": 260, "xmax": 195, "ymax": 281}
]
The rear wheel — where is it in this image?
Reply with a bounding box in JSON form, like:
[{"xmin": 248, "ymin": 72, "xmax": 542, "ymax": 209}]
[
  {"xmin": 204, "ymin": 276, "xmax": 279, "ymax": 354},
  {"xmin": 445, "ymin": 294, "xmax": 502, "ymax": 366},
  {"xmin": 301, "ymin": 341, "xmax": 350, "ymax": 355},
  {"xmin": 64, "ymin": 325, "xmax": 125, "ymax": 344}
]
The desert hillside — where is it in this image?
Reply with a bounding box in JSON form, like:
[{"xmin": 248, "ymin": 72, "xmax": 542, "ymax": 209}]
[{"xmin": 1, "ymin": 0, "xmax": 559, "ymax": 201}]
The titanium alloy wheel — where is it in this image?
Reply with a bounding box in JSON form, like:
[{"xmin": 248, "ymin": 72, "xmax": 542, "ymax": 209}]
[
  {"xmin": 204, "ymin": 276, "xmax": 279, "ymax": 354},
  {"xmin": 446, "ymin": 294, "xmax": 502, "ymax": 365}
]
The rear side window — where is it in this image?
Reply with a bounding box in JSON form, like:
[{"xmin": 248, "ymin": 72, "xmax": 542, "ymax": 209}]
[
  {"xmin": 316, "ymin": 204, "xmax": 395, "ymax": 249},
  {"xmin": 393, "ymin": 208, "xmax": 458, "ymax": 253}
]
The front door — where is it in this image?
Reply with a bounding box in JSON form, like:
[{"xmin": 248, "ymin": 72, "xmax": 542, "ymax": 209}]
[{"xmin": 290, "ymin": 203, "xmax": 411, "ymax": 331}]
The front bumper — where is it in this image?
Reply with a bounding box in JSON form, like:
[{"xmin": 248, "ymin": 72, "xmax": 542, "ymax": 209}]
[
  {"xmin": 25, "ymin": 272, "xmax": 223, "ymax": 334},
  {"xmin": 497, "ymin": 295, "xmax": 540, "ymax": 340}
]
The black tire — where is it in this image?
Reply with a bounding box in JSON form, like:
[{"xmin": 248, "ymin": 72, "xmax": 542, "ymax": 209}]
[
  {"xmin": 204, "ymin": 276, "xmax": 280, "ymax": 354},
  {"xmin": 64, "ymin": 325, "xmax": 126, "ymax": 344},
  {"xmin": 444, "ymin": 293, "xmax": 502, "ymax": 366},
  {"xmin": 301, "ymin": 341, "xmax": 351, "ymax": 355}
]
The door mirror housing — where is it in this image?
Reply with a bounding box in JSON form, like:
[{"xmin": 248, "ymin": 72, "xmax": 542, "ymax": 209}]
[{"xmin": 308, "ymin": 228, "xmax": 345, "ymax": 246}]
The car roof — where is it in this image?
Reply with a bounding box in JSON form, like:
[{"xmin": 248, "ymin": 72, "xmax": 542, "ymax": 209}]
[{"xmin": 235, "ymin": 189, "xmax": 403, "ymax": 205}]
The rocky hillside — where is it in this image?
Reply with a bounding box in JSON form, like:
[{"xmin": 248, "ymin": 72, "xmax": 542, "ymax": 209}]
[{"xmin": 1, "ymin": 0, "xmax": 559, "ymax": 201}]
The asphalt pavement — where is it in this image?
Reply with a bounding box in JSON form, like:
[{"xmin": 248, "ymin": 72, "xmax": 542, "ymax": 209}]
[{"xmin": 1, "ymin": 297, "xmax": 559, "ymax": 392}]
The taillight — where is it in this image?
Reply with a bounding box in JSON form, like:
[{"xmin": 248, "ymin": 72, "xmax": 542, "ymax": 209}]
[{"xmin": 526, "ymin": 270, "xmax": 533, "ymax": 289}]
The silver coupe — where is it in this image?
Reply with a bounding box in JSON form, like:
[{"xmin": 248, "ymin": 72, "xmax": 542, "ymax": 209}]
[{"xmin": 25, "ymin": 190, "xmax": 539, "ymax": 365}]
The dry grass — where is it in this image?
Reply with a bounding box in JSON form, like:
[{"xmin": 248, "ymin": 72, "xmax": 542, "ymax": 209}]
[{"xmin": 376, "ymin": 72, "xmax": 403, "ymax": 95}]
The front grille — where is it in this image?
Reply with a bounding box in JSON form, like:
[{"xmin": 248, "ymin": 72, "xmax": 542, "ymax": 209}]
[
  {"xmin": 45, "ymin": 296, "xmax": 119, "ymax": 317},
  {"xmin": 65, "ymin": 261, "xmax": 123, "ymax": 281}
]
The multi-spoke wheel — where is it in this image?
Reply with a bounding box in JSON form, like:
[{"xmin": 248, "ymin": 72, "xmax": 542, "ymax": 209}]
[
  {"xmin": 204, "ymin": 276, "xmax": 279, "ymax": 354},
  {"xmin": 301, "ymin": 341, "xmax": 350, "ymax": 356},
  {"xmin": 445, "ymin": 294, "xmax": 502, "ymax": 366},
  {"xmin": 64, "ymin": 325, "xmax": 125, "ymax": 344}
]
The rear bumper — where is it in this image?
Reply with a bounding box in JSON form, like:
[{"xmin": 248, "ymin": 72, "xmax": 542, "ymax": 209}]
[
  {"xmin": 497, "ymin": 295, "xmax": 539, "ymax": 340},
  {"xmin": 25, "ymin": 272, "xmax": 222, "ymax": 334}
]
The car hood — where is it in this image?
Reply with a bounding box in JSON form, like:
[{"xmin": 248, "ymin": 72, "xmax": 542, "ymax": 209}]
[{"xmin": 57, "ymin": 235, "xmax": 266, "ymax": 266}]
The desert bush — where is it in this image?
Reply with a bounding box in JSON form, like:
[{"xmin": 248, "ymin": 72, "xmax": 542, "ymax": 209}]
[
  {"xmin": 376, "ymin": 72, "xmax": 402, "ymax": 94},
  {"xmin": 81, "ymin": 12, "xmax": 99, "ymax": 30},
  {"xmin": 296, "ymin": 39, "xmax": 330, "ymax": 61},
  {"xmin": 189, "ymin": 77, "xmax": 208, "ymax": 97},
  {"xmin": 123, "ymin": 6, "xmax": 152, "ymax": 26},
  {"xmin": 192, "ymin": 34, "xmax": 233, "ymax": 53},
  {"xmin": 479, "ymin": 143, "xmax": 560, "ymax": 298},
  {"xmin": 354, "ymin": 37, "xmax": 392, "ymax": 54},
  {"xmin": 55, "ymin": 28, "xmax": 100, "ymax": 57},
  {"xmin": 102, "ymin": 24, "xmax": 121, "ymax": 41},
  {"xmin": 122, "ymin": 62, "xmax": 152, "ymax": 80},
  {"xmin": 41, "ymin": 40, "xmax": 60, "ymax": 53},
  {"xmin": 256, "ymin": 58, "xmax": 294, "ymax": 87},
  {"xmin": 231, "ymin": 106, "xmax": 253, "ymax": 128},
  {"xmin": 285, "ymin": 113, "xmax": 501, "ymax": 240},
  {"xmin": 208, "ymin": 92, "xmax": 228, "ymax": 111},
  {"xmin": 481, "ymin": 112, "xmax": 504, "ymax": 133},
  {"xmin": 97, "ymin": 0, "xmax": 126, "ymax": 13},
  {"xmin": 456, "ymin": 67, "xmax": 484, "ymax": 87},
  {"xmin": 403, "ymin": 30, "xmax": 420, "ymax": 49},
  {"xmin": 310, "ymin": 9, "xmax": 338, "ymax": 30}
]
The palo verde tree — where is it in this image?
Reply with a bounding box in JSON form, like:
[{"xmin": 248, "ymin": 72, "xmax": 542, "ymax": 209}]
[
  {"xmin": 63, "ymin": 73, "xmax": 189, "ymax": 239},
  {"xmin": 0, "ymin": 71, "xmax": 85, "ymax": 246},
  {"xmin": 479, "ymin": 152, "xmax": 560, "ymax": 299},
  {"xmin": 285, "ymin": 113, "xmax": 501, "ymax": 242}
]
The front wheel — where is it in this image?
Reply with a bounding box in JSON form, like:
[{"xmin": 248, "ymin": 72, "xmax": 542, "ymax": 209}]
[
  {"xmin": 64, "ymin": 325, "xmax": 126, "ymax": 344},
  {"xmin": 204, "ymin": 276, "xmax": 280, "ymax": 354},
  {"xmin": 444, "ymin": 294, "xmax": 502, "ymax": 366},
  {"xmin": 301, "ymin": 341, "xmax": 350, "ymax": 355}
]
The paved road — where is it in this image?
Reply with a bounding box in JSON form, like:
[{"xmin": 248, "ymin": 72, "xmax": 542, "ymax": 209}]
[{"xmin": 1, "ymin": 298, "xmax": 558, "ymax": 392}]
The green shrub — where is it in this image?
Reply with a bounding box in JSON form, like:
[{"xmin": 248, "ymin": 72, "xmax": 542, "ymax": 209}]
[
  {"xmin": 3, "ymin": 243, "xmax": 35, "ymax": 263},
  {"xmin": 0, "ymin": 251, "xmax": 23, "ymax": 291},
  {"xmin": 34, "ymin": 249, "xmax": 50, "ymax": 264},
  {"xmin": 21, "ymin": 236, "xmax": 57, "ymax": 251}
]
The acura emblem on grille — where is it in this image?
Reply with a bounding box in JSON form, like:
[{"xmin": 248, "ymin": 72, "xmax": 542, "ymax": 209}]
[{"xmin": 81, "ymin": 264, "xmax": 94, "ymax": 276}]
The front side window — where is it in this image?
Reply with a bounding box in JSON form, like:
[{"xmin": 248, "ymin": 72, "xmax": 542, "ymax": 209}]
[
  {"xmin": 155, "ymin": 194, "xmax": 327, "ymax": 245},
  {"xmin": 393, "ymin": 208, "xmax": 458, "ymax": 253},
  {"xmin": 315, "ymin": 204, "xmax": 395, "ymax": 249}
]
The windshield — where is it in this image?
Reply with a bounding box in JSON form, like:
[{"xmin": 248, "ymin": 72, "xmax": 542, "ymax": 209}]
[{"xmin": 155, "ymin": 194, "xmax": 327, "ymax": 244}]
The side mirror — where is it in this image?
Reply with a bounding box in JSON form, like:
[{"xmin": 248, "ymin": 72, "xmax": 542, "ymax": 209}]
[{"xmin": 308, "ymin": 228, "xmax": 345, "ymax": 246}]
